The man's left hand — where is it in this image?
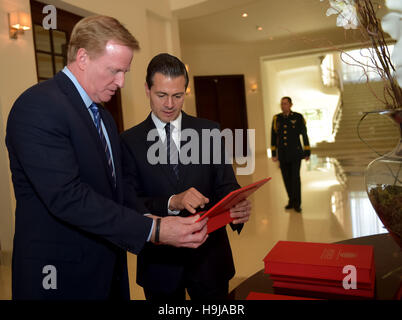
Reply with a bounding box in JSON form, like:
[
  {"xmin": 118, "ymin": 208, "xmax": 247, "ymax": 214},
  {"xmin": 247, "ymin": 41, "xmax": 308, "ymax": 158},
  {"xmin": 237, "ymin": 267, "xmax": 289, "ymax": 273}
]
[{"xmin": 230, "ymin": 199, "xmax": 252, "ymax": 224}]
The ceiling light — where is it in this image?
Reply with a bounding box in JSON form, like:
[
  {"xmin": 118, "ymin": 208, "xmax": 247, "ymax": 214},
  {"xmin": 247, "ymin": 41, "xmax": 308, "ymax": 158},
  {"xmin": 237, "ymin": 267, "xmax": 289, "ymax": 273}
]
[
  {"xmin": 257, "ymin": 26, "xmax": 263, "ymax": 31},
  {"xmin": 241, "ymin": 13, "xmax": 248, "ymax": 18}
]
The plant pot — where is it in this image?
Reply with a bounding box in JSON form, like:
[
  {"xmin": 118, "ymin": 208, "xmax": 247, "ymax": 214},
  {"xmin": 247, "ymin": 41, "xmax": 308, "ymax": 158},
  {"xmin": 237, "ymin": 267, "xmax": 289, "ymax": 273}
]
[{"xmin": 365, "ymin": 109, "xmax": 402, "ymax": 250}]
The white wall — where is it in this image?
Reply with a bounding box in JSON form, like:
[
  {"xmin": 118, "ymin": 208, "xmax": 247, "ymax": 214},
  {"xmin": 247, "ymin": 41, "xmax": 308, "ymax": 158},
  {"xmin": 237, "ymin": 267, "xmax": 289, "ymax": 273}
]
[
  {"xmin": 0, "ymin": 0, "xmax": 37, "ymax": 252},
  {"xmin": 0, "ymin": 100, "xmax": 13, "ymax": 252},
  {"xmin": 181, "ymin": 32, "xmax": 355, "ymax": 159}
]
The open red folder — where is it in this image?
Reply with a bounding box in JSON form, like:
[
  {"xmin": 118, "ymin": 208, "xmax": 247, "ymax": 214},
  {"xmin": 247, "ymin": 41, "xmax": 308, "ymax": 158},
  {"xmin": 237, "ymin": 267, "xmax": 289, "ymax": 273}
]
[{"xmin": 196, "ymin": 177, "xmax": 271, "ymax": 233}]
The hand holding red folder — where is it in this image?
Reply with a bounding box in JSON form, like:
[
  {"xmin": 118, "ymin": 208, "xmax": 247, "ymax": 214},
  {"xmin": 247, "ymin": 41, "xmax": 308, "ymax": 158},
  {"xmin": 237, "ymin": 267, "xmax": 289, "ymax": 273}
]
[
  {"xmin": 196, "ymin": 177, "xmax": 271, "ymax": 233},
  {"xmin": 229, "ymin": 199, "xmax": 252, "ymax": 224}
]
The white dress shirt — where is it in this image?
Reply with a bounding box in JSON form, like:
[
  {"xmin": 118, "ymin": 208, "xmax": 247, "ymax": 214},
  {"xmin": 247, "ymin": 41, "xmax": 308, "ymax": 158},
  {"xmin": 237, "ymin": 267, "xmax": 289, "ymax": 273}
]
[{"xmin": 151, "ymin": 112, "xmax": 181, "ymax": 149}]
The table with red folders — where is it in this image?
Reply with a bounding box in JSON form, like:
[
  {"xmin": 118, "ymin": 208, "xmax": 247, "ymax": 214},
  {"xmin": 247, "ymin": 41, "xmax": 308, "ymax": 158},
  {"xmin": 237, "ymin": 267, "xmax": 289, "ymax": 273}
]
[{"xmin": 229, "ymin": 233, "xmax": 402, "ymax": 300}]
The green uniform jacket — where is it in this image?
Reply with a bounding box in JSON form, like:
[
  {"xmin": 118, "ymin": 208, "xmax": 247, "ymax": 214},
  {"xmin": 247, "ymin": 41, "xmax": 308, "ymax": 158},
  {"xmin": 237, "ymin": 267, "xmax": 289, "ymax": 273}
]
[{"xmin": 271, "ymin": 111, "xmax": 311, "ymax": 162}]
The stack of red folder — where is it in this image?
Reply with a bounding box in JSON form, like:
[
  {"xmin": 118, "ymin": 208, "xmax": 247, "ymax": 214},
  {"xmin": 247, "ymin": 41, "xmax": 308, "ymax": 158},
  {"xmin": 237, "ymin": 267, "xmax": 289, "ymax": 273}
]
[
  {"xmin": 263, "ymin": 241, "xmax": 375, "ymax": 299},
  {"xmin": 246, "ymin": 291, "xmax": 319, "ymax": 300}
]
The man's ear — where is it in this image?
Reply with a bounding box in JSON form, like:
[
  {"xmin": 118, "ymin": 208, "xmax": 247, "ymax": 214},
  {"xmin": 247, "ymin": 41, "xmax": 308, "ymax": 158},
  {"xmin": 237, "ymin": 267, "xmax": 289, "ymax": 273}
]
[
  {"xmin": 145, "ymin": 82, "xmax": 151, "ymax": 98},
  {"xmin": 76, "ymin": 48, "xmax": 89, "ymax": 71}
]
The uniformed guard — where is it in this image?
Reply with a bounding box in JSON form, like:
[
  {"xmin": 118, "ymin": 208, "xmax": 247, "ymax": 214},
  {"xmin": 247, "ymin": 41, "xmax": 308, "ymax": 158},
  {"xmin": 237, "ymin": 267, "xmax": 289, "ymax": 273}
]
[{"xmin": 271, "ymin": 96, "xmax": 310, "ymax": 212}]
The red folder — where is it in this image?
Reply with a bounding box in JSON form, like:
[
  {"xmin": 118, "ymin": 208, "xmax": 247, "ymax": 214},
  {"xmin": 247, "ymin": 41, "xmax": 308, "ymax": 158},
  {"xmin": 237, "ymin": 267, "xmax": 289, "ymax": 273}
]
[
  {"xmin": 196, "ymin": 177, "xmax": 271, "ymax": 233},
  {"xmin": 272, "ymin": 280, "xmax": 374, "ymax": 298},
  {"xmin": 269, "ymin": 257, "xmax": 376, "ymax": 290},
  {"xmin": 246, "ymin": 291, "xmax": 317, "ymax": 300},
  {"xmin": 246, "ymin": 291, "xmax": 320, "ymax": 300},
  {"xmin": 269, "ymin": 267, "xmax": 375, "ymax": 290},
  {"xmin": 264, "ymin": 241, "xmax": 374, "ymax": 285}
]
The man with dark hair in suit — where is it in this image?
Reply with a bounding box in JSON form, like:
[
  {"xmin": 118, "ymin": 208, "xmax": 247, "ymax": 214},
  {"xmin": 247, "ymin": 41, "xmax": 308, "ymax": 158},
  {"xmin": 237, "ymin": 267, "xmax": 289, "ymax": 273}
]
[
  {"xmin": 6, "ymin": 16, "xmax": 207, "ymax": 300},
  {"xmin": 271, "ymin": 96, "xmax": 310, "ymax": 213},
  {"xmin": 121, "ymin": 53, "xmax": 252, "ymax": 300}
]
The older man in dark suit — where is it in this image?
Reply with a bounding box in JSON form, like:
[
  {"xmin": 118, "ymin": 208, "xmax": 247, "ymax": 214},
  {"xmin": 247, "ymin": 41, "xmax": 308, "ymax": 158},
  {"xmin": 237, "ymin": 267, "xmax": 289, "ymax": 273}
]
[
  {"xmin": 6, "ymin": 16, "xmax": 207, "ymax": 300},
  {"xmin": 121, "ymin": 53, "xmax": 252, "ymax": 300}
]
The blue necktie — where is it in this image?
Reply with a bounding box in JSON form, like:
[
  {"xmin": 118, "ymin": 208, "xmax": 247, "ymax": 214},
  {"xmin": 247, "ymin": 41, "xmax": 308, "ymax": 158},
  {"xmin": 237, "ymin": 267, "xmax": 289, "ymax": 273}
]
[
  {"xmin": 165, "ymin": 123, "xmax": 179, "ymax": 179},
  {"xmin": 89, "ymin": 103, "xmax": 116, "ymax": 188}
]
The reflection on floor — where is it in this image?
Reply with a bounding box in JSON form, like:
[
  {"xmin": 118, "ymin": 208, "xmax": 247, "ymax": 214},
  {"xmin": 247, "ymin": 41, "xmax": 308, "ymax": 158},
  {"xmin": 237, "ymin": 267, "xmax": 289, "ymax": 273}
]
[{"xmin": 0, "ymin": 154, "xmax": 388, "ymax": 300}]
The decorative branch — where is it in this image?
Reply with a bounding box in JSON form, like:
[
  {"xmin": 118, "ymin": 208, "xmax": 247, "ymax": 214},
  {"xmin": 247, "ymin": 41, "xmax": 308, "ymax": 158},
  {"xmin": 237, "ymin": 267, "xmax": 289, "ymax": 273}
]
[
  {"xmin": 322, "ymin": 0, "xmax": 402, "ymax": 109},
  {"xmin": 355, "ymin": 0, "xmax": 402, "ymax": 109}
]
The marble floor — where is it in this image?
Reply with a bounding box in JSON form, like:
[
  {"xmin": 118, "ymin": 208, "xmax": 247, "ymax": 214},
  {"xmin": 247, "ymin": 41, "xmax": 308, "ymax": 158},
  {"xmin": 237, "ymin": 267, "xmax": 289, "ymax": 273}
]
[{"xmin": 0, "ymin": 153, "xmax": 387, "ymax": 300}]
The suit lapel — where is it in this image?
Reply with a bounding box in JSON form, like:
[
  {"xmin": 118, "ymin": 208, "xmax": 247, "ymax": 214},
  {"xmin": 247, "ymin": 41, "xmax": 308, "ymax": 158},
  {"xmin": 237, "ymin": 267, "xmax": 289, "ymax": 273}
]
[
  {"xmin": 144, "ymin": 114, "xmax": 178, "ymax": 189},
  {"xmin": 54, "ymin": 72, "xmax": 116, "ymax": 191},
  {"xmin": 99, "ymin": 107, "xmax": 120, "ymax": 192},
  {"xmin": 177, "ymin": 112, "xmax": 194, "ymax": 190}
]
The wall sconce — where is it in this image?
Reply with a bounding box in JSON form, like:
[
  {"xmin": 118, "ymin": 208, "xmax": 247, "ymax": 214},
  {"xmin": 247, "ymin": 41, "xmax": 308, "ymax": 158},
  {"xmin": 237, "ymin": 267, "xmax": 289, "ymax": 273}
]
[
  {"xmin": 8, "ymin": 11, "xmax": 31, "ymax": 39},
  {"xmin": 250, "ymin": 83, "xmax": 258, "ymax": 93},
  {"xmin": 185, "ymin": 64, "xmax": 192, "ymax": 95}
]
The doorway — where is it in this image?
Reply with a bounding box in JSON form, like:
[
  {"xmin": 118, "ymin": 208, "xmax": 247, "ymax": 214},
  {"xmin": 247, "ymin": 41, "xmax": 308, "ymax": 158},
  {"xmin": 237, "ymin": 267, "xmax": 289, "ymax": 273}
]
[
  {"xmin": 260, "ymin": 53, "xmax": 342, "ymax": 151},
  {"xmin": 193, "ymin": 75, "xmax": 249, "ymax": 156}
]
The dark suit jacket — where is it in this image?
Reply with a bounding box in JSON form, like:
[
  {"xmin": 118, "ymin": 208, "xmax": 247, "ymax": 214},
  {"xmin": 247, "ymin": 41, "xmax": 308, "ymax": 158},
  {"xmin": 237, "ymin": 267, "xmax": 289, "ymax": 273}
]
[
  {"xmin": 5, "ymin": 71, "xmax": 152, "ymax": 300},
  {"xmin": 271, "ymin": 111, "xmax": 311, "ymax": 162},
  {"xmin": 121, "ymin": 112, "xmax": 242, "ymax": 293}
]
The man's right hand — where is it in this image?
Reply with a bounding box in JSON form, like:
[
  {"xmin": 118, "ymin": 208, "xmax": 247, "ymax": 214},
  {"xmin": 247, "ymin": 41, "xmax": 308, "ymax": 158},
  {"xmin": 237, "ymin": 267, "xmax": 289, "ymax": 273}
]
[
  {"xmin": 272, "ymin": 156, "xmax": 278, "ymax": 162},
  {"xmin": 150, "ymin": 214, "xmax": 208, "ymax": 248},
  {"xmin": 169, "ymin": 187, "xmax": 209, "ymax": 214}
]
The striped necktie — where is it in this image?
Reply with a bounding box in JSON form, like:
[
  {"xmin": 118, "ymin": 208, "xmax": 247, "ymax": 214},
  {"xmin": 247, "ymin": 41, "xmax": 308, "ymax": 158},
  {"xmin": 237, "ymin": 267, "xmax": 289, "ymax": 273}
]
[
  {"xmin": 165, "ymin": 122, "xmax": 179, "ymax": 179},
  {"xmin": 89, "ymin": 103, "xmax": 116, "ymax": 188}
]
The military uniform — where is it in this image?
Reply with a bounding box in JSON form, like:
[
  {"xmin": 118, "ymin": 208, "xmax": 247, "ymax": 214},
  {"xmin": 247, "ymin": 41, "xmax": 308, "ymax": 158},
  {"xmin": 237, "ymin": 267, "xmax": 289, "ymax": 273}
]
[{"xmin": 271, "ymin": 111, "xmax": 310, "ymax": 210}]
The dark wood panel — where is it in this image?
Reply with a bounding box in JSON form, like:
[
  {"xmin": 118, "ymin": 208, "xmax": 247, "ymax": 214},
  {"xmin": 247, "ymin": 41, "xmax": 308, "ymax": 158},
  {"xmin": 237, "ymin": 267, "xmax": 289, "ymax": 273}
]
[
  {"xmin": 194, "ymin": 75, "xmax": 249, "ymax": 156},
  {"xmin": 194, "ymin": 77, "xmax": 220, "ymax": 122}
]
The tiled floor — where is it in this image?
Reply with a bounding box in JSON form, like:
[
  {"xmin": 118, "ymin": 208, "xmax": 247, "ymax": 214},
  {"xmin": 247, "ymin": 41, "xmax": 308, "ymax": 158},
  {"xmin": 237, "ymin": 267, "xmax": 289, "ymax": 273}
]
[{"xmin": 0, "ymin": 154, "xmax": 386, "ymax": 300}]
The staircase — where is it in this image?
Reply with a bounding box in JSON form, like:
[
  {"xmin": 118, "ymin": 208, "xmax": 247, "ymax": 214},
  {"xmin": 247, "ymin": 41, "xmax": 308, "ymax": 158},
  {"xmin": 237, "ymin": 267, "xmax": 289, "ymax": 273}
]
[{"xmin": 313, "ymin": 81, "xmax": 400, "ymax": 176}]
